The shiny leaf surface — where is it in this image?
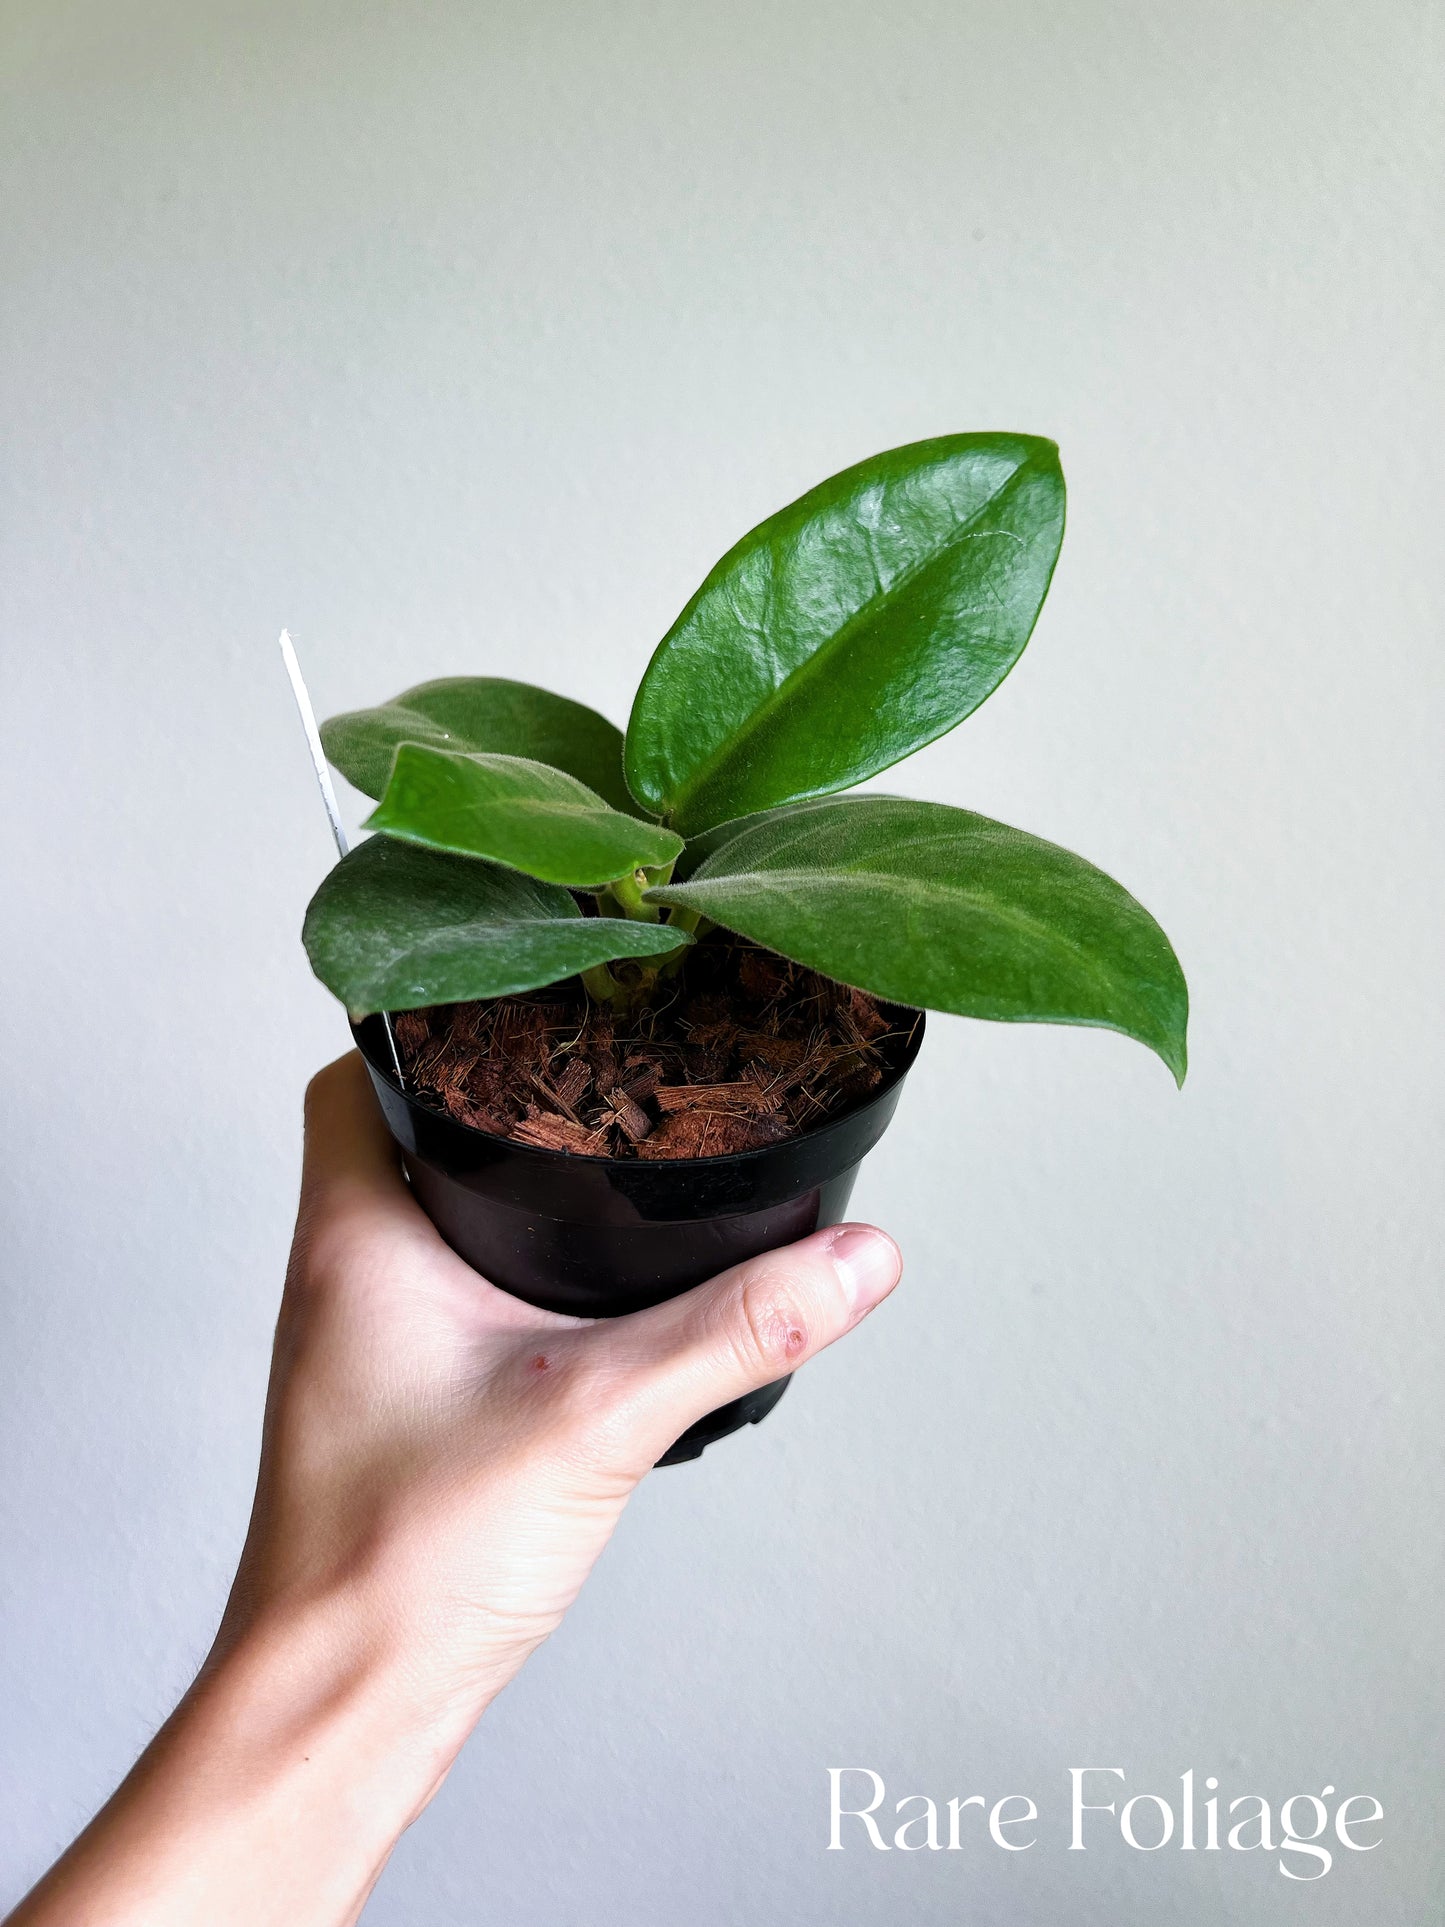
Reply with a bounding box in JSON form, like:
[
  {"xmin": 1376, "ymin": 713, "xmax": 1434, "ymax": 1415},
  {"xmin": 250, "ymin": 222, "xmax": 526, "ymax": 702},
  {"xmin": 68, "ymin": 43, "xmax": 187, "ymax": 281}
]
[
  {"xmin": 625, "ymin": 434, "xmax": 1065, "ymax": 833},
  {"xmin": 303, "ymin": 835, "xmax": 688, "ymax": 1014},
  {"xmin": 647, "ymin": 796, "xmax": 1187, "ymax": 1080},
  {"xmin": 365, "ymin": 746, "xmax": 682, "ymax": 888},
  {"xmin": 321, "ymin": 677, "xmax": 636, "ymax": 813}
]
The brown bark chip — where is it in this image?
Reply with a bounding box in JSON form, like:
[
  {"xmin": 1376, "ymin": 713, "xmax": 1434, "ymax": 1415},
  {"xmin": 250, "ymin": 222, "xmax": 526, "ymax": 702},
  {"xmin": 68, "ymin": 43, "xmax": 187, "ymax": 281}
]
[
  {"xmin": 512, "ymin": 1111, "xmax": 612, "ymax": 1156},
  {"xmin": 390, "ymin": 931, "xmax": 909, "ymax": 1161},
  {"xmin": 553, "ymin": 1057, "xmax": 592, "ymax": 1111},
  {"xmin": 392, "ymin": 1009, "xmax": 430, "ymax": 1056},
  {"xmin": 603, "ymin": 1089, "xmax": 655, "ymax": 1144},
  {"xmin": 653, "ymin": 1079, "xmax": 778, "ymax": 1115}
]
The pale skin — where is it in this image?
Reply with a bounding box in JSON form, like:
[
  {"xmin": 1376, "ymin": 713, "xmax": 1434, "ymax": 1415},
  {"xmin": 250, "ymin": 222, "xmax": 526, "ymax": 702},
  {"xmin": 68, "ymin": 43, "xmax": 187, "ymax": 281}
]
[{"xmin": 7, "ymin": 1053, "xmax": 902, "ymax": 1927}]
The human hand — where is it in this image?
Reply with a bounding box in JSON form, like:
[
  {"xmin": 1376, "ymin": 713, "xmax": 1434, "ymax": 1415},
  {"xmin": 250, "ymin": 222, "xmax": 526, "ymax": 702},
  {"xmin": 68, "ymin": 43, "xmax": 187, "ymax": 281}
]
[
  {"xmin": 9, "ymin": 1053, "xmax": 901, "ymax": 1927},
  {"xmin": 228, "ymin": 1051, "xmax": 903, "ymax": 1731}
]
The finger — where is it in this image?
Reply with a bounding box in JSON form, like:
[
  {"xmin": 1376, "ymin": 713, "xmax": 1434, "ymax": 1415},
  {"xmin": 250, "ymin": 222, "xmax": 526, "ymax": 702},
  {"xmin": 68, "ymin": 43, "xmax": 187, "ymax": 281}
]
[
  {"xmin": 588, "ymin": 1223, "xmax": 902, "ymax": 1461},
  {"xmin": 290, "ymin": 1055, "xmax": 585, "ymax": 1341},
  {"xmin": 299, "ymin": 1051, "xmax": 411, "ymax": 1213},
  {"xmin": 294, "ymin": 1056, "xmax": 583, "ymax": 1330}
]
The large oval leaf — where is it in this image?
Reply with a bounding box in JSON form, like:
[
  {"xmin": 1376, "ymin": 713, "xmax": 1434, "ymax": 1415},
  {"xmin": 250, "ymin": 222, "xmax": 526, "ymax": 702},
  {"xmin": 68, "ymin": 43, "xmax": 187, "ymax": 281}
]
[
  {"xmin": 321, "ymin": 677, "xmax": 637, "ymax": 814},
  {"xmin": 365, "ymin": 746, "xmax": 683, "ymax": 888},
  {"xmin": 304, "ymin": 835, "xmax": 688, "ymax": 1014},
  {"xmin": 625, "ymin": 434, "xmax": 1066, "ymax": 834},
  {"xmin": 647, "ymin": 796, "xmax": 1187, "ymax": 1081}
]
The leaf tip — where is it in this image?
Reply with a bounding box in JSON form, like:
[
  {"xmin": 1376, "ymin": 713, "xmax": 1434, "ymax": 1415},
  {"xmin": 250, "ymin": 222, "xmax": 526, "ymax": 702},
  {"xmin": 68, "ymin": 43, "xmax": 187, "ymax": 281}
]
[{"xmin": 1157, "ymin": 1013, "xmax": 1188, "ymax": 1088}]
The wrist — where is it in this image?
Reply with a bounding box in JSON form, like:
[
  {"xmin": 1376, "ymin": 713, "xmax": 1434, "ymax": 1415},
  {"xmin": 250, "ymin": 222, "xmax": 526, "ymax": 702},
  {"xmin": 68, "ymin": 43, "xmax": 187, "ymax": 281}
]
[
  {"xmin": 9, "ymin": 1589, "xmax": 483, "ymax": 1927},
  {"xmin": 197, "ymin": 1585, "xmax": 479, "ymax": 1827}
]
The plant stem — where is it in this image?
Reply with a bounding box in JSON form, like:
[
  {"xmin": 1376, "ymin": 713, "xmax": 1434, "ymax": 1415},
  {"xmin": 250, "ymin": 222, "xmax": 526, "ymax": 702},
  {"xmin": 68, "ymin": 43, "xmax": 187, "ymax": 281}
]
[
  {"xmin": 649, "ymin": 909, "xmax": 712, "ymax": 983},
  {"xmin": 583, "ymin": 874, "xmax": 699, "ymax": 1007},
  {"xmin": 580, "ymin": 963, "xmax": 626, "ymax": 1006},
  {"xmin": 607, "ymin": 870, "xmax": 661, "ymax": 922}
]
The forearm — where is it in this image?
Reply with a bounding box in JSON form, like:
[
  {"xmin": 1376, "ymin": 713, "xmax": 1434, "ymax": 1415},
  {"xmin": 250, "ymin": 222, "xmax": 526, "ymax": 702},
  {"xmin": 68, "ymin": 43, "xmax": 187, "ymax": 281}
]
[
  {"xmin": 7, "ymin": 1597, "xmax": 473, "ymax": 1927},
  {"xmin": 8, "ymin": 1061, "xmax": 900, "ymax": 1924}
]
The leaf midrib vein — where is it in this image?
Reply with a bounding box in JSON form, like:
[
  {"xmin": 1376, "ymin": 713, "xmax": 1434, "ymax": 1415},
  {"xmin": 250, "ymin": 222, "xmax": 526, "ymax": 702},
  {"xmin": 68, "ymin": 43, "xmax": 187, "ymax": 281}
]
[{"xmin": 669, "ymin": 452, "xmax": 1045, "ymax": 815}]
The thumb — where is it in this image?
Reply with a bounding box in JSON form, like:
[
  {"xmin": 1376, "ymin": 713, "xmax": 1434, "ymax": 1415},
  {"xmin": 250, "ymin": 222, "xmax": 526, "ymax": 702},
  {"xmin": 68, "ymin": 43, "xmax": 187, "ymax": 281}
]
[{"xmin": 592, "ymin": 1224, "xmax": 902, "ymax": 1466}]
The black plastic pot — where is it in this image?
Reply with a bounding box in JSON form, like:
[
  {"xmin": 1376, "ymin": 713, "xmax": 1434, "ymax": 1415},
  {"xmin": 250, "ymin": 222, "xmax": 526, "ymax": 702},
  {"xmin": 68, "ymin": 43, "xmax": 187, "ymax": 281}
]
[{"xmin": 353, "ymin": 1007, "xmax": 923, "ymax": 1465}]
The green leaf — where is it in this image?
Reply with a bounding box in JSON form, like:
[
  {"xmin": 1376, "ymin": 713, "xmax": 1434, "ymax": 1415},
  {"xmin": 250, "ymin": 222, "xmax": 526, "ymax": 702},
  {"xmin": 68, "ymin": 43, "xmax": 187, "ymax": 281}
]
[
  {"xmin": 364, "ymin": 745, "xmax": 683, "ymax": 888},
  {"xmin": 648, "ymin": 796, "xmax": 1187, "ymax": 1082},
  {"xmin": 321, "ymin": 677, "xmax": 638, "ymax": 814},
  {"xmin": 671, "ymin": 799, "xmax": 855, "ymax": 879},
  {"xmin": 303, "ymin": 835, "xmax": 689, "ymax": 1015},
  {"xmin": 625, "ymin": 434, "xmax": 1066, "ymax": 834}
]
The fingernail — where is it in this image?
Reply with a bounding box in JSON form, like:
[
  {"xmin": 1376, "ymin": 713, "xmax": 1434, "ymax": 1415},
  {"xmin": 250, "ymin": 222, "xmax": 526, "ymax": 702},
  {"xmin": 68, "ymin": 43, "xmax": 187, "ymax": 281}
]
[{"xmin": 825, "ymin": 1224, "xmax": 901, "ymax": 1315}]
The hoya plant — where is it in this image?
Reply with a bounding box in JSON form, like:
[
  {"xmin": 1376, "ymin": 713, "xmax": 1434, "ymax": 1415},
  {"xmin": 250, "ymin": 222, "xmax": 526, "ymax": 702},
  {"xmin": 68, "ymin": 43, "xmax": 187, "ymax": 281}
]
[{"xmin": 303, "ymin": 433, "xmax": 1188, "ymax": 1084}]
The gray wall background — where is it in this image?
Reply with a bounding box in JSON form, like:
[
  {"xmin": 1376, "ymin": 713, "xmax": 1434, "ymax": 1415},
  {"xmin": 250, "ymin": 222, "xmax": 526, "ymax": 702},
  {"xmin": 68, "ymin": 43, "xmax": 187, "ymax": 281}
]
[{"xmin": 2, "ymin": 2, "xmax": 1441, "ymax": 1920}]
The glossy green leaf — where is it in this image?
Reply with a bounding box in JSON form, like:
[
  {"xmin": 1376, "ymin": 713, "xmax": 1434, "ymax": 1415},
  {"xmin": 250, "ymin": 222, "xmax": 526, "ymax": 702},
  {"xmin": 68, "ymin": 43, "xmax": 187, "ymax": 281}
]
[
  {"xmin": 365, "ymin": 745, "xmax": 683, "ymax": 888},
  {"xmin": 303, "ymin": 835, "xmax": 689, "ymax": 1015},
  {"xmin": 321, "ymin": 677, "xmax": 637, "ymax": 814},
  {"xmin": 625, "ymin": 434, "xmax": 1066, "ymax": 834},
  {"xmin": 670, "ymin": 799, "xmax": 857, "ymax": 879},
  {"xmin": 648, "ymin": 796, "xmax": 1187, "ymax": 1081}
]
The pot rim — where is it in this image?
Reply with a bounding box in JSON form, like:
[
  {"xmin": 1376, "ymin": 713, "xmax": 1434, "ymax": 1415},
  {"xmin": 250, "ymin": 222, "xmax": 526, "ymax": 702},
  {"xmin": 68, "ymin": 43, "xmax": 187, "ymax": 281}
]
[{"xmin": 352, "ymin": 1000, "xmax": 926, "ymax": 1173}]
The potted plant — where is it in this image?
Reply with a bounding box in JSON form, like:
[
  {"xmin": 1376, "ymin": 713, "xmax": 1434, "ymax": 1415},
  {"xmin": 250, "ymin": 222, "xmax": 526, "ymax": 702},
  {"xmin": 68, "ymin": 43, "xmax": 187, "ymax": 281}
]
[{"xmin": 300, "ymin": 432, "xmax": 1187, "ymax": 1462}]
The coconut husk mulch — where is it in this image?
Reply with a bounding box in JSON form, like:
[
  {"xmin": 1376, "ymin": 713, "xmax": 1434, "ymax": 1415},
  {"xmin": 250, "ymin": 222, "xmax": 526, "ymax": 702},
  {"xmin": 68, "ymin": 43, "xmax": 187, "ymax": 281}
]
[{"xmin": 390, "ymin": 933, "xmax": 912, "ymax": 1160}]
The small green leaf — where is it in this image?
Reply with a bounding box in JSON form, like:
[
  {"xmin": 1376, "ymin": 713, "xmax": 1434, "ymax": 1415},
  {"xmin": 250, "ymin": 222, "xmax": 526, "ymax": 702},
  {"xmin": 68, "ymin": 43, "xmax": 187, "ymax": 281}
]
[
  {"xmin": 365, "ymin": 745, "xmax": 683, "ymax": 888},
  {"xmin": 625, "ymin": 434, "xmax": 1066, "ymax": 834},
  {"xmin": 303, "ymin": 835, "xmax": 689, "ymax": 1014},
  {"xmin": 321, "ymin": 677, "xmax": 638, "ymax": 814},
  {"xmin": 648, "ymin": 796, "xmax": 1187, "ymax": 1082}
]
